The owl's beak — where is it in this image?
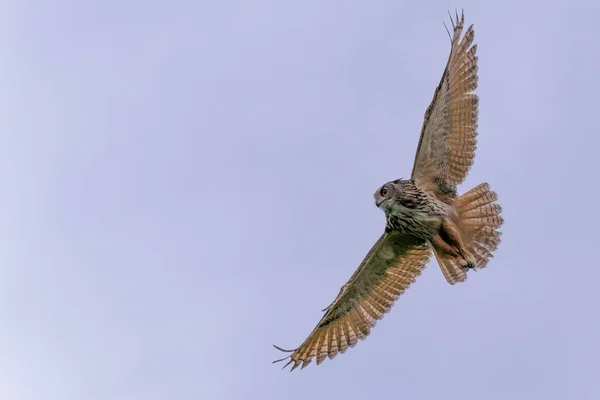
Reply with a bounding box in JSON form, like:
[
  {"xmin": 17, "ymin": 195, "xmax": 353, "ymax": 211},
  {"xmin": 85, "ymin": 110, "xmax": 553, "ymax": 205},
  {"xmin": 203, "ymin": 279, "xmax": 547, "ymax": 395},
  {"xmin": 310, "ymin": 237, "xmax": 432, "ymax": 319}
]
[{"xmin": 375, "ymin": 199, "xmax": 382, "ymax": 208}]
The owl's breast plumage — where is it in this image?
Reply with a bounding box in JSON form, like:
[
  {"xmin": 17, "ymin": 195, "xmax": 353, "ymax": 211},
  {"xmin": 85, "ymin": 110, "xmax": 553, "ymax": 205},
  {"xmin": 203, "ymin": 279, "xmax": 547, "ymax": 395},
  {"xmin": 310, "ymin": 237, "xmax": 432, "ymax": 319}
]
[
  {"xmin": 385, "ymin": 190, "xmax": 452, "ymax": 240},
  {"xmin": 386, "ymin": 206, "xmax": 438, "ymax": 240}
]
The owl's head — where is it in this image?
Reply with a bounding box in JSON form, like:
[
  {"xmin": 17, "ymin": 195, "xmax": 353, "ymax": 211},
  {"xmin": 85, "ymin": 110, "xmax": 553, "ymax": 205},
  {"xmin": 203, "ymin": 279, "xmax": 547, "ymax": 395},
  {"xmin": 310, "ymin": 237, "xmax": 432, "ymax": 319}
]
[{"xmin": 374, "ymin": 179, "xmax": 403, "ymax": 211}]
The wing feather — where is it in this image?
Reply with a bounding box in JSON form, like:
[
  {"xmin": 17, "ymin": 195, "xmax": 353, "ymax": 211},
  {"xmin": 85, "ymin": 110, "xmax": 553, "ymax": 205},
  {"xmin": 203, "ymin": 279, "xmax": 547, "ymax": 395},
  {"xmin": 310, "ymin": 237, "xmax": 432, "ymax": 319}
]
[
  {"xmin": 411, "ymin": 11, "xmax": 480, "ymax": 203},
  {"xmin": 273, "ymin": 232, "xmax": 432, "ymax": 371}
]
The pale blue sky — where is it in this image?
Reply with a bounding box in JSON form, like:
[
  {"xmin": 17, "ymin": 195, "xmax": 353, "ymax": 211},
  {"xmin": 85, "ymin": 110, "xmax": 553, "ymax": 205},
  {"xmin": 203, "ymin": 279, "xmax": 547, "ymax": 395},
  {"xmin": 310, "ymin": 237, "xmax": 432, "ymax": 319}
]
[{"xmin": 1, "ymin": 1, "xmax": 599, "ymax": 399}]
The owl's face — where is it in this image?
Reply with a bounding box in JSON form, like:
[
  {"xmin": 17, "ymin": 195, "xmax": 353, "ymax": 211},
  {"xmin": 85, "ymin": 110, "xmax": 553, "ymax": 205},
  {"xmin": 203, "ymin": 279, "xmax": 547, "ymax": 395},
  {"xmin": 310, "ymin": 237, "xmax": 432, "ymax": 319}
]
[{"xmin": 374, "ymin": 181, "xmax": 400, "ymax": 211}]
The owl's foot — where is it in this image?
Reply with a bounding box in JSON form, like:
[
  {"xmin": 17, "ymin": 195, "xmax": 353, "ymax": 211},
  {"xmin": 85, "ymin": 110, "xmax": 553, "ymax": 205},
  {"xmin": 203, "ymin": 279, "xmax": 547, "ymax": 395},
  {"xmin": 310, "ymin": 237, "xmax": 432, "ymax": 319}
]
[{"xmin": 461, "ymin": 260, "xmax": 477, "ymax": 270}]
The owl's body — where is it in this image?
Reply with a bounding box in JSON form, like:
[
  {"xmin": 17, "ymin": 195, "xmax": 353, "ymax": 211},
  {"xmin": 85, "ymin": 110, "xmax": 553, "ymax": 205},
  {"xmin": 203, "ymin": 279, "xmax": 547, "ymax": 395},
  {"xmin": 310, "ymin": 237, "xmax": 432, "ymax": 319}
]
[
  {"xmin": 381, "ymin": 179, "xmax": 453, "ymax": 241},
  {"xmin": 274, "ymin": 11, "xmax": 504, "ymax": 372}
]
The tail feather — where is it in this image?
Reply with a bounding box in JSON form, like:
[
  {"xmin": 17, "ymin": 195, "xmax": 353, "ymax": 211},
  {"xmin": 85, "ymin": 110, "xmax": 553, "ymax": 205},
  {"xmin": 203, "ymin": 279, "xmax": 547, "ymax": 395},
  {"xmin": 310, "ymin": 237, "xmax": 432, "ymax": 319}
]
[
  {"xmin": 457, "ymin": 182, "xmax": 503, "ymax": 270},
  {"xmin": 454, "ymin": 187, "xmax": 497, "ymax": 212},
  {"xmin": 461, "ymin": 204, "xmax": 502, "ymax": 222},
  {"xmin": 436, "ymin": 182, "xmax": 503, "ymax": 285}
]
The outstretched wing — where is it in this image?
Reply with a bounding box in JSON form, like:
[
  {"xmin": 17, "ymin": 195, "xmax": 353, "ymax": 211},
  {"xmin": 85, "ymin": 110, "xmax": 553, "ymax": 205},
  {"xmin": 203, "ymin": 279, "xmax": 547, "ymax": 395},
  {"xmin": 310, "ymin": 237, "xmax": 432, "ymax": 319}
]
[
  {"xmin": 273, "ymin": 232, "xmax": 432, "ymax": 371},
  {"xmin": 411, "ymin": 11, "xmax": 479, "ymax": 203}
]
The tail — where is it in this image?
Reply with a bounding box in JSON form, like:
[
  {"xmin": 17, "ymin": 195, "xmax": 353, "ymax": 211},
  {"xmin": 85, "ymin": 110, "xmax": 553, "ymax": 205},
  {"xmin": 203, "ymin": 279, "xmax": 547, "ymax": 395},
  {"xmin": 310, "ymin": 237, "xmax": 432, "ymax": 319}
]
[{"xmin": 435, "ymin": 183, "xmax": 504, "ymax": 285}]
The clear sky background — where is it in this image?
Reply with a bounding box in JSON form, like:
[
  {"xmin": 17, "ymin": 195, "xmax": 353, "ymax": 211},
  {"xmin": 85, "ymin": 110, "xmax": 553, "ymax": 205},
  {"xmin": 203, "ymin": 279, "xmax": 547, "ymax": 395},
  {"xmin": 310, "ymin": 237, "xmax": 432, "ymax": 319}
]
[{"xmin": 2, "ymin": 1, "xmax": 599, "ymax": 399}]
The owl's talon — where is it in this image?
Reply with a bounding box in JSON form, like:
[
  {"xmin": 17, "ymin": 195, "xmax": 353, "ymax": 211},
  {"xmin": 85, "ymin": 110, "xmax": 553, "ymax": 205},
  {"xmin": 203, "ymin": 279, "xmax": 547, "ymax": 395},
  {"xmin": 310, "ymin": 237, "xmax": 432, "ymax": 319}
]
[{"xmin": 462, "ymin": 261, "xmax": 476, "ymax": 270}]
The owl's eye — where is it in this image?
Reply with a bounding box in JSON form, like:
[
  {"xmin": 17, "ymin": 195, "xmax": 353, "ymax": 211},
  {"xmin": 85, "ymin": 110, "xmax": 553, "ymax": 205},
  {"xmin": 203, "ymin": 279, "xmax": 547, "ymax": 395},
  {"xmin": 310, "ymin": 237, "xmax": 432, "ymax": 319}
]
[{"xmin": 380, "ymin": 187, "xmax": 388, "ymax": 196}]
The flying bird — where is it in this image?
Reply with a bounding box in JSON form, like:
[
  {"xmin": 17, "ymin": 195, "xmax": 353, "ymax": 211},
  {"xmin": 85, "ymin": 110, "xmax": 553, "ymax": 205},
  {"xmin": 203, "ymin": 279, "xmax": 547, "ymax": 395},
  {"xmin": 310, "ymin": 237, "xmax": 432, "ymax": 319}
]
[{"xmin": 273, "ymin": 11, "xmax": 503, "ymax": 371}]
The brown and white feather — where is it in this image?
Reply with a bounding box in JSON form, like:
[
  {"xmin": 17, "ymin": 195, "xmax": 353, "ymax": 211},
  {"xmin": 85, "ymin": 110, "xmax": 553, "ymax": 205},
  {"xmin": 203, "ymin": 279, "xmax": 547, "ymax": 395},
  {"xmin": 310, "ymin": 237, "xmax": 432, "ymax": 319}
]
[
  {"xmin": 273, "ymin": 232, "xmax": 432, "ymax": 371},
  {"xmin": 411, "ymin": 11, "xmax": 479, "ymax": 203}
]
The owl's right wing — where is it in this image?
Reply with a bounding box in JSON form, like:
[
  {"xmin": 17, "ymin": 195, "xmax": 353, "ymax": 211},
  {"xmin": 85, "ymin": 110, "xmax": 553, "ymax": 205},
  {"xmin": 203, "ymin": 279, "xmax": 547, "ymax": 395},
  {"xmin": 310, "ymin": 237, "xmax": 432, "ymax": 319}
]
[{"xmin": 273, "ymin": 231, "xmax": 432, "ymax": 371}]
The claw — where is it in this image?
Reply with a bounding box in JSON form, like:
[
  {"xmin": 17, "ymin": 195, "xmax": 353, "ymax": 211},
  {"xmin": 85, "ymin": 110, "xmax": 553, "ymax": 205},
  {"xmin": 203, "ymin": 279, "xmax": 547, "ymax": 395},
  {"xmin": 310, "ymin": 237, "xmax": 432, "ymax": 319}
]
[{"xmin": 462, "ymin": 260, "xmax": 477, "ymax": 271}]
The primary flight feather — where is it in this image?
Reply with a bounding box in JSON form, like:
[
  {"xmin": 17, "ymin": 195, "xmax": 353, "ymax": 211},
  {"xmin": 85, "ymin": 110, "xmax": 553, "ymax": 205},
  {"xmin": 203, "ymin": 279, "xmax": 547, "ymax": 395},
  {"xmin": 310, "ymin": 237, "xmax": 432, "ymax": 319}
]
[{"xmin": 273, "ymin": 11, "xmax": 503, "ymax": 371}]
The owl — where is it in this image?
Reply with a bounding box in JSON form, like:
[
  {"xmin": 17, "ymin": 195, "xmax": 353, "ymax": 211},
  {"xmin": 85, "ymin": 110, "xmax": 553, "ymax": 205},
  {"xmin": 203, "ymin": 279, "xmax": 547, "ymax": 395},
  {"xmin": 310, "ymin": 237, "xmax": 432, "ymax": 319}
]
[{"xmin": 274, "ymin": 11, "xmax": 503, "ymax": 371}]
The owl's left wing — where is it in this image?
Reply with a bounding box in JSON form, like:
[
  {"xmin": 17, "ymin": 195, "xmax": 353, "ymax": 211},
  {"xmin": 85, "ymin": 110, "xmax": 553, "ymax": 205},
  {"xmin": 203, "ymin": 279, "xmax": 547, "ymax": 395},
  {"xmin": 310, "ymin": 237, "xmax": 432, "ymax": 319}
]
[
  {"xmin": 273, "ymin": 231, "xmax": 432, "ymax": 371},
  {"xmin": 411, "ymin": 11, "xmax": 479, "ymax": 203}
]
